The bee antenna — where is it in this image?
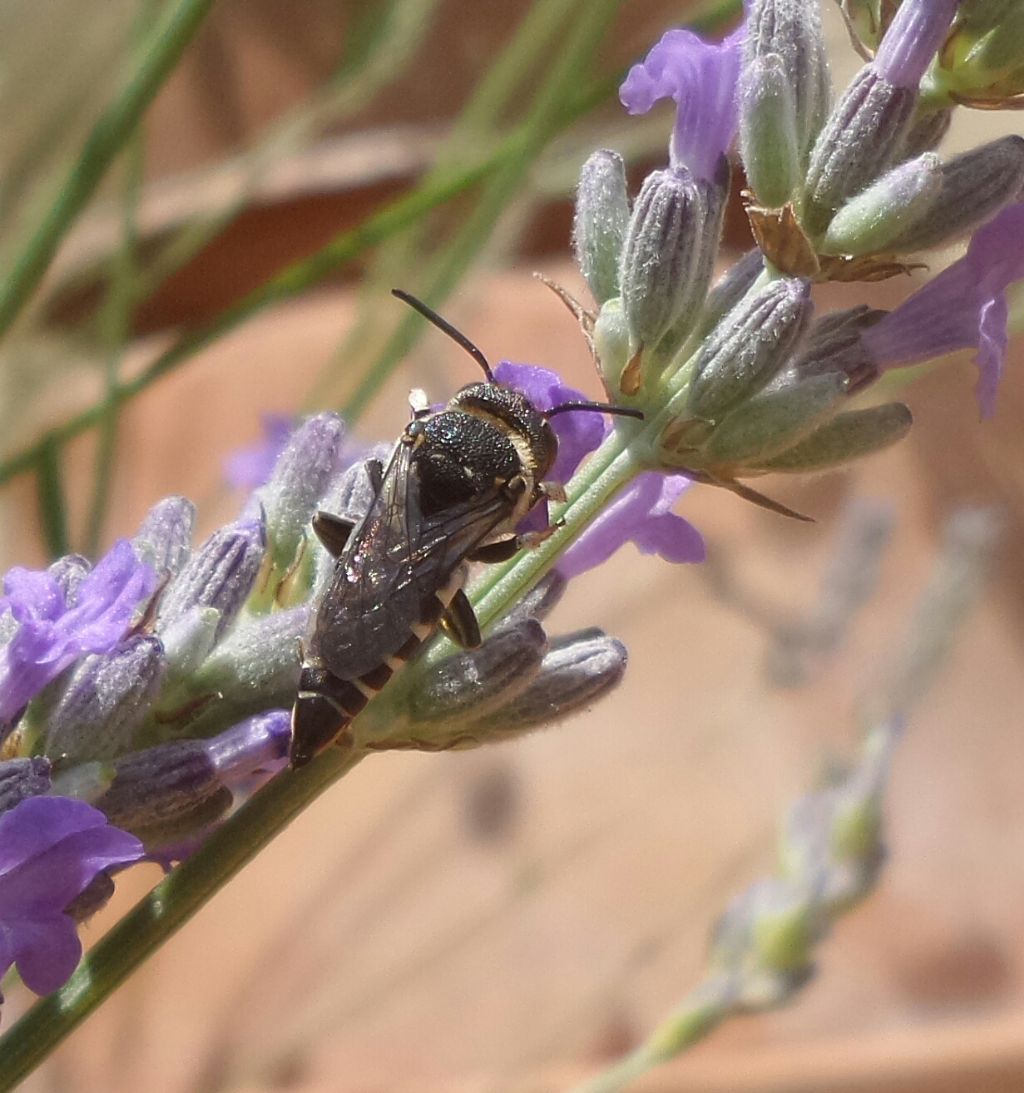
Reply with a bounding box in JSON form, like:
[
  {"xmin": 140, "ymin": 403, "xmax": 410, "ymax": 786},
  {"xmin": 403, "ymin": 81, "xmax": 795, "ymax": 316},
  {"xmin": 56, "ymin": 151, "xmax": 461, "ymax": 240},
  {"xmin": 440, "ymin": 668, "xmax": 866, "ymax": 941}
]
[
  {"xmin": 546, "ymin": 401, "xmax": 644, "ymax": 421},
  {"xmin": 391, "ymin": 289, "xmax": 494, "ymax": 382}
]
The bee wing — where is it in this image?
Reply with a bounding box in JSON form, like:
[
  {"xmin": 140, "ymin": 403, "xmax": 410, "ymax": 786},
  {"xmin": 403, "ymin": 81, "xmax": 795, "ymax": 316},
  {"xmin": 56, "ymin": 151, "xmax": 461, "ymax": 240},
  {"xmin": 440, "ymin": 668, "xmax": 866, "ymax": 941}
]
[{"xmin": 312, "ymin": 440, "xmax": 511, "ymax": 678}]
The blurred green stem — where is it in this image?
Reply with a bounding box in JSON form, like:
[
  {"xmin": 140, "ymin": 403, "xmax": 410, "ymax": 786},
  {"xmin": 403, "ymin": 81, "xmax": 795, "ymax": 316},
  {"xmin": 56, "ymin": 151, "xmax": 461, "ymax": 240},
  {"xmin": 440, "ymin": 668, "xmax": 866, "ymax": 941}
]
[
  {"xmin": 85, "ymin": 126, "xmax": 147, "ymax": 557},
  {"xmin": 0, "ymin": 0, "xmax": 215, "ymax": 341},
  {"xmin": 0, "ymin": 154, "xmax": 497, "ymax": 488}
]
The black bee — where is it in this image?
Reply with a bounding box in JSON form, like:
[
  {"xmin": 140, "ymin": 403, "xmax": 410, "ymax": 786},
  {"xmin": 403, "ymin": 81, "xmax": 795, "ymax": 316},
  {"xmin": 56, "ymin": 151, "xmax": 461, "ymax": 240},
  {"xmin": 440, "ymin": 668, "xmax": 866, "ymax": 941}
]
[{"xmin": 289, "ymin": 290, "xmax": 641, "ymax": 768}]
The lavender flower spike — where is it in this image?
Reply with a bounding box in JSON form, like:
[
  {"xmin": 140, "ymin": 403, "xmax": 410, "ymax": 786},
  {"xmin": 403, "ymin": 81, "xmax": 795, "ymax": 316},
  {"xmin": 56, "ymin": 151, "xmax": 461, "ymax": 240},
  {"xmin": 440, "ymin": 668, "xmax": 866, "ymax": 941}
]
[
  {"xmin": 620, "ymin": 14, "xmax": 746, "ymax": 182},
  {"xmin": 862, "ymin": 203, "xmax": 1024, "ymax": 418},
  {"xmin": 0, "ymin": 541, "xmax": 156, "ymax": 732},
  {"xmin": 0, "ymin": 796, "xmax": 142, "ymax": 999}
]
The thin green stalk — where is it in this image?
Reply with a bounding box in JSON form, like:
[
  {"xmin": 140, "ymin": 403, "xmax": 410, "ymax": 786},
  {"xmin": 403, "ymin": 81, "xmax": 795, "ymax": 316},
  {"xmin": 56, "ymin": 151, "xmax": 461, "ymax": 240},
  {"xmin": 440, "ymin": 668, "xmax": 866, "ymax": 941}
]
[
  {"xmin": 34, "ymin": 439, "xmax": 70, "ymax": 560},
  {"xmin": 0, "ymin": 0, "xmax": 215, "ymax": 341},
  {"xmin": 305, "ymin": 0, "xmax": 583, "ymax": 413},
  {"xmin": 0, "ymin": 746, "xmax": 364, "ymax": 1093},
  {"xmin": 85, "ymin": 126, "xmax": 146, "ymax": 557},
  {"xmin": 0, "ymin": 153, "xmax": 499, "ymax": 488},
  {"xmin": 338, "ymin": 0, "xmax": 627, "ymax": 420}
]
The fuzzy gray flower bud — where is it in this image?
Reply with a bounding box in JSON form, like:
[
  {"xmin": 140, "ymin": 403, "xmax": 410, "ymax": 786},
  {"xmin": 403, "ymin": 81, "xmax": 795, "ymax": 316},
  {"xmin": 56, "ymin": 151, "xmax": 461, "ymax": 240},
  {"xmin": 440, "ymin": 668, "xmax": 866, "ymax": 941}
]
[
  {"xmin": 688, "ymin": 277, "xmax": 813, "ymax": 421},
  {"xmin": 740, "ymin": 54, "xmax": 801, "ymax": 208},
  {"xmin": 757, "ymin": 403, "xmax": 912, "ymax": 472},
  {"xmin": 45, "ymin": 635, "xmax": 166, "ymax": 761},
  {"xmin": 463, "ymin": 628, "xmax": 628, "ymax": 737},
  {"xmin": 804, "ymin": 68, "xmax": 918, "ymax": 237},
  {"xmin": 259, "ymin": 413, "xmax": 347, "ymax": 572},
  {"xmin": 822, "ymin": 153, "xmax": 942, "ymax": 256},
  {"xmin": 619, "ymin": 167, "xmax": 711, "ymax": 353},
  {"xmin": 573, "ymin": 150, "xmax": 630, "ymax": 305},
  {"xmin": 791, "ymin": 306, "xmax": 884, "ymax": 392},
  {"xmin": 0, "ymin": 757, "xmax": 51, "ymax": 813},
  {"xmin": 48, "ymin": 554, "xmax": 91, "ymax": 604},
  {"xmin": 409, "ymin": 620, "xmax": 548, "ymax": 726},
  {"xmin": 92, "ymin": 741, "xmax": 233, "ymax": 850},
  {"xmin": 744, "ymin": 0, "xmax": 830, "ymax": 164},
  {"xmin": 694, "ymin": 249, "xmax": 765, "ymax": 343},
  {"xmin": 158, "ymin": 516, "xmax": 266, "ymax": 640},
  {"xmin": 702, "ymin": 374, "xmax": 847, "ymax": 466},
  {"xmin": 133, "ymin": 497, "xmax": 195, "ymax": 582},
  {"xmin": 889, "ymin": 136, "xmax": 1024, "ymax": 252}
]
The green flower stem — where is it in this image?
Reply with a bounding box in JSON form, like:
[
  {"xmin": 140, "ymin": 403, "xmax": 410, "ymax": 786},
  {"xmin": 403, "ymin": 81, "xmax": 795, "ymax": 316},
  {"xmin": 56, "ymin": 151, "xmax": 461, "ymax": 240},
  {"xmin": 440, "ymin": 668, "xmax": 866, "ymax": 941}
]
[
  {"xmin": 0, "ymin": 746, "xmax": 364, "ymax": 1092},
  {"xmin": 0, "ymin": 154, "xmax": 497, "ymax": 489},
  {"xmin": 0, "ymin": 0, "xmax": 215, "ymax": 342}
]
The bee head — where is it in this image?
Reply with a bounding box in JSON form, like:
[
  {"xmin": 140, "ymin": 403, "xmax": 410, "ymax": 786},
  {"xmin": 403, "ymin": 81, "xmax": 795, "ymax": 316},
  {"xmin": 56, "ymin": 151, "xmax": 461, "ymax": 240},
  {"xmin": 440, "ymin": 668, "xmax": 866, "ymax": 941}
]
[{"xmin": 449, "ymin": 381, "xmax": 558, "ymax": 480}]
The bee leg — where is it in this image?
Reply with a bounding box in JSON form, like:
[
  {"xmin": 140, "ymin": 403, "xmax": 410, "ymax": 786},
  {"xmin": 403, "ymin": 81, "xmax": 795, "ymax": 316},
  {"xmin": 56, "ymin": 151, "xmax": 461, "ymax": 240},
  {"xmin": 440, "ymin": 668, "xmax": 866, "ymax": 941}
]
[
  {"xmin": 311, "ymin": 511, "xmax": 356, "ymax": 557},
  {"xmin": 468, "ymin": 538, "xmax": 521, "ymax": 564},
  {"xmin": 365, "ymin": 457, "xmax": 385, "ymax": 492},
  {"xmin": 440, "ymin": 588, "xmax": 482, "ymax": 648}
]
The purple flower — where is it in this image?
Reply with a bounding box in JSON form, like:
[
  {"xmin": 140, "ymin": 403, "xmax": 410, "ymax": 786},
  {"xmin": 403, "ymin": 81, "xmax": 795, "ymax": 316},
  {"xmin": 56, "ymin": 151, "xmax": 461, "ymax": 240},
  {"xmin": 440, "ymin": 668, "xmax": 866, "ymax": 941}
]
[
  {"xmin": 862, "ymin": 203, "xmax": 1024, "ymax": 418},
  {"xmin": 0, "ymin": 541, "xmax": 156, "ymax": 729},
  {"xmin": 619, "ymin": 13, "xmax": 747, "ymax": 181},
  {"xmin": 559, "ymin": 472, "xmax": 706, "ymax": 579},
  {"xmin": 224, "ymin": 413, "xmax": 294, "ymax": 490},
  {"xmin": 873, "ymin": 0, "xmax": 958, "ymax": 90},
  {"xmin": 0, "ymin": 796, "xmax": 142, "ymax": 998}
]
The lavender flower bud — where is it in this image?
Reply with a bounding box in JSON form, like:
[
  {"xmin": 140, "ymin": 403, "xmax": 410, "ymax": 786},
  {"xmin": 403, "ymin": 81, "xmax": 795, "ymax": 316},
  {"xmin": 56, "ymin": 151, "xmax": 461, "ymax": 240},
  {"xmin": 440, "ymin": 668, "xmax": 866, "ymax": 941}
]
[
  {"xmin": 133, "ymin": 497, "xmax": 195, "ymax": 582},
  {"xmin": 804, "ymin": 68, "xmax": 918, "ymax": 237},
  {"xmin": 888, "ymin": 136, "xmax": 1024, "ymax": 252},
  {"xmin": 688, "ymin": 278, "xmax": 813, "ymax": 421},
  {"xmin": 702, "ymin": 374, "xmax": 847, "ymax": 466},
  {"xmin": 92, "ymin": 742, "xmax": 233, "ymax": 849},
  {"xmin": 694, "ymin": 248, "xmax": 765, "ymax": 342},
  {"xmin": 740, "ymin": 55, "xmax": 801, "ymax": 208},
  {"xmin": 619, "ymin": 167, "xmax": 711, "ymax": 353},
  {"xmin": 48, "ymin": 554, "xmax": 91, "ymax": 604},
  {"xmin": 45, "ymin": 635, "xmax": 165, "ymax": 761},
  {"xmin": 901, "ymin": 108, "xmax": 953, "ymax": 157},
  {"xmin": 573, "ymin": 150, "xmax": 631, "ymax": 305},
  {"xmin": 188, "ymin": 605, "xmax": 307, "ymax": 735},
  {"xmin": 160, "ymin": 606, "xmax": 221, "ymax": 681},
  {"xmin": 744, "ymin": 0, "xmax": 830, "ymax": 163},
  {"xmin": 874, "ymin": 0, "xmax": 958, "ymax": 89},
  {"xmin": 408, "ymin": 620, "xmax": 548, "ymax": 726},
  {"xmin": 756, "ymin": 403, "xmax": 912, "ymax": 472},
  {"xmin": 0, "ymin": 756, "xmax": 51, "ymax": 813},
  {"xmin": 711, "ymin": 878, "xmax": 822, "ymax": 1006},
  {"xmin": 463, "ymin": 628, "xmax": 628, "ymax": 738},
  {"xmin": 822, "ymin": 153, "xmax": 942, "ymax": 256},
  {"xmin": 158, "ymin": 517, "xmax": 265, "ymax": 640},
  {"xmin": 259, "ymin": 413, "xmax": 346, "ymax": 572},
  {"xmin": 593, "ymin": 298, "xmax": 632, "ymax": 394},
  {"xmin": 791, "ymin": 306, "xmax": 885, "ymax": 391}
]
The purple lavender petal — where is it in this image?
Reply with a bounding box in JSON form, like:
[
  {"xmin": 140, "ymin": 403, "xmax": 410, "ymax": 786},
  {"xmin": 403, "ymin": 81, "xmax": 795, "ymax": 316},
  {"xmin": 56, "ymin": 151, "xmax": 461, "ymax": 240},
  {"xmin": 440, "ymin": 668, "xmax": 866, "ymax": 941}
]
[
  {"xmin": 0, "ymin": 797, "xmax": 142, "ymax": 995},
  {"xmin": 873, "ymin": 0, "xmax": 958, "ymax": 89},
  {"xmin": 205, "ymin": 710, "xmax": 292, "ymax": 783},
  {"xmin": 559, "ymin": 472, "xmax": 705, "ymax": 578},
  {"xmin": 5, "ymin": 915, "xmax": 83, "ymax": 995},
  {"xmin": 224, "ymin": 413, "xmax": 295, "ymax": 490},
  {"xmin": 862, "ymin": 203, "xmax": 1024, "ymax": 417},
  {"xmin": 620, "ymin": 18, "xmax": 746, "ymax": 181},
  {"xmin": 0, "ymin": 542, "xmax": 155, "ymax": 727}
]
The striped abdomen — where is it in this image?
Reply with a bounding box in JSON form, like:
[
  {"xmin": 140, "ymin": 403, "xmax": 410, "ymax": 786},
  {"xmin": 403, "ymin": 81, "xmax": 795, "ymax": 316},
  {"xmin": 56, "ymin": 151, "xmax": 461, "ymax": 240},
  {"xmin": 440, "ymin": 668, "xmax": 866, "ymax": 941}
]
[{"xmin": 288, "ymin": 571, "xmax": 463, "ymax": 768}]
